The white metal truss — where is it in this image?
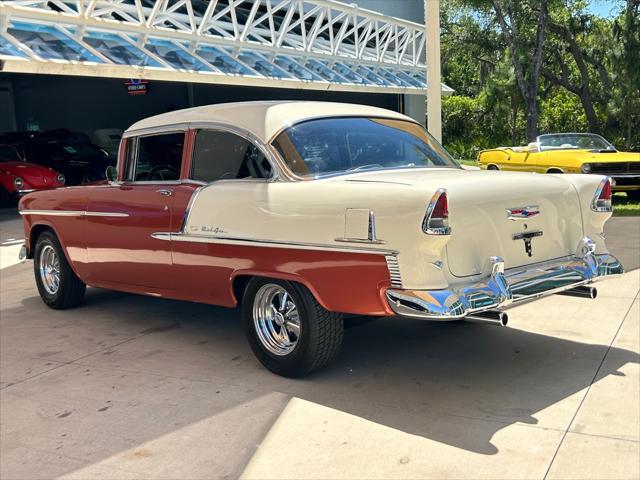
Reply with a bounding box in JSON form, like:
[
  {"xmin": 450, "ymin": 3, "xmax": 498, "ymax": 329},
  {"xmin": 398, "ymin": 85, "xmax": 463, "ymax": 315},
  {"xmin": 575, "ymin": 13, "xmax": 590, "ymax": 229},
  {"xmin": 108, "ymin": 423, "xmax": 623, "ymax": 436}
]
[
  {"xmin": 0, "ymin": 0, "xmax": 453, "ymax": 95},
  {"xmin": 1, "ymin": 0, "xmax": 427, "ymax": 65}
]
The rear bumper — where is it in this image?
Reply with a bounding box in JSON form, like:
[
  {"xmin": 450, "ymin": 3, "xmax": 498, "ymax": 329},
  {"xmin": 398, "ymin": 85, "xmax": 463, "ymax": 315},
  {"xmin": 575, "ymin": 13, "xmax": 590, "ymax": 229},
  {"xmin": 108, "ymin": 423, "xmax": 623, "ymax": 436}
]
[{"xmin": 386, "ymin": 237, "xmax": 623, "ymax": 320}]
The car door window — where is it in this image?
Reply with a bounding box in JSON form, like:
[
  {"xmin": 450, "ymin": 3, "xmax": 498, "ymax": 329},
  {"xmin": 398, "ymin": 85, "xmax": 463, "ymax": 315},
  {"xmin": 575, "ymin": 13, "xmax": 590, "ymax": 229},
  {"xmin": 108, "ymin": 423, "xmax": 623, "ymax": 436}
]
[
  {"xmin": 191, "ymin": 130, "xmax": 272, "ymax": 182},
  {"xmin": 126, "ymin": 132, "xmax": 184, "ymax": 182}
]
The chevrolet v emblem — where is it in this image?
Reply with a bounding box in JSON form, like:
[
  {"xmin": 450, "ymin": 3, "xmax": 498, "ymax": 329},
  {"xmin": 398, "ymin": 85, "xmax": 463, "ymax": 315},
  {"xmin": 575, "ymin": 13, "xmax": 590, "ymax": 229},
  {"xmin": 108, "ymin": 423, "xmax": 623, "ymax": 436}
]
[
  {"xmin": 507, "ymin": 205, "xmax": 540, "ymax": 220},
  {"xmin": 513, "ymin": 230, "xmax": 543, "ymax": 257}
]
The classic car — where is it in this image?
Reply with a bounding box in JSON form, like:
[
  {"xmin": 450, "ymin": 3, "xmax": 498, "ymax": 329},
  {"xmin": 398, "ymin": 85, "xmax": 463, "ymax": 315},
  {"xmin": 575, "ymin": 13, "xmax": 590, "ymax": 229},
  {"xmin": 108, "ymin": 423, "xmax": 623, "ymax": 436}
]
[
  {"xmin": 0, "ymin": 143, "xmax": 65, "ymax": 207},
  {"xmin": 477, "ymin": 133, "xmax": 640, "ymax": 199},
  {"xmin": 0, "ymin": 129, "xmax": 115, "ymax": 186},
  {"xmin": 18, "ymin": 102, "xmax": 623, "ymax": 377}
]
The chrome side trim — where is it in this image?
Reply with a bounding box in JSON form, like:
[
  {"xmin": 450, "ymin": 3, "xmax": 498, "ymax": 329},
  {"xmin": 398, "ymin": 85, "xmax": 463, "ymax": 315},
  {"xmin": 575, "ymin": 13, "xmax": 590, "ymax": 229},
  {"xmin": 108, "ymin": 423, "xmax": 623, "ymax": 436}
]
[
  {"xmin": 180, "ymin": 185, "xmax": 205, "ymax": 232},
  {"xmin": 385, "ymin": 239, "xmax": 623, "ymax": 321},
  {"xmin": 19, "ymin": 210, "xmax": 129, "ymax": 217},
  {"xmin": 19, "ymin": 210, "xmax": 84, "ymax": 216},
  {"xmin": 385, "ymin": 255, "xmax": 403, "ymax": 288},
  {"xmin": 151, "ymin": 232, "xmax": 396, "ymax": 255}
]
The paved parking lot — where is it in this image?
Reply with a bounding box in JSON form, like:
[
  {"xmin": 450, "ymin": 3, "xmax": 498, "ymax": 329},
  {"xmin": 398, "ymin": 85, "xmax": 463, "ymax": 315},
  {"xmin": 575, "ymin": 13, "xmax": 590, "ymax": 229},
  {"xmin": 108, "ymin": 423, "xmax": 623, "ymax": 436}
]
[{"xmin": 1, "ymin": 210, "xmax": 638, "ymax": 479}]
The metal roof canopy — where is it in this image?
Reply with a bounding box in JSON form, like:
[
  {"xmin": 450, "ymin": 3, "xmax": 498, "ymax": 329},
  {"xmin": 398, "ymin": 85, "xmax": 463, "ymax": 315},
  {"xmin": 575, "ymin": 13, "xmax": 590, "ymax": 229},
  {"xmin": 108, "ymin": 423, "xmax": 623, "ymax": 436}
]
[{"xmin": 0, "ymin": 0, "xmax": 453, "ymax": 96}]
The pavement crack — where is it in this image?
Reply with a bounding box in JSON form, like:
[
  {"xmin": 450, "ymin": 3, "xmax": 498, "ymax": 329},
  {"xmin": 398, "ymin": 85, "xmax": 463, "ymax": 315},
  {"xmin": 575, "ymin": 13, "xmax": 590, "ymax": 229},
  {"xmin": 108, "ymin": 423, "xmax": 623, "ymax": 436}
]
[
  {"xmin": 542, "ymin": 290, "xmax": 640, "ymax": 479},
  {"xmin": 0, "ymin": 334, "xmax": 145, "ymax": 391}
]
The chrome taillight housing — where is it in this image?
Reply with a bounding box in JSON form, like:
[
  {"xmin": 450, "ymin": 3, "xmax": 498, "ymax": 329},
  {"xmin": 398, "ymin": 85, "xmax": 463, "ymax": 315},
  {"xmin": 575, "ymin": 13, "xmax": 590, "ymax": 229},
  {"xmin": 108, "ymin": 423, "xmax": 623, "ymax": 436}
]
[
  {"xmin": 591, "ymin": 177, "xmax": 613, "ymax": 212},
  {"xmin": 423, "ymin": 188, "xmax": 451, "ymax": 235}
]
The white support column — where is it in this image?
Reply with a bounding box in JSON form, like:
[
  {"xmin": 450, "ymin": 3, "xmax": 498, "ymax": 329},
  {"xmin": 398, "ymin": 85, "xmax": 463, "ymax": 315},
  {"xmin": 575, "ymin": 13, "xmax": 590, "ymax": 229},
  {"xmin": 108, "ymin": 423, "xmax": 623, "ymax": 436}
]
[{"xmin": 425, "ymin": 0, "xmax": 442, "ymax": 142}]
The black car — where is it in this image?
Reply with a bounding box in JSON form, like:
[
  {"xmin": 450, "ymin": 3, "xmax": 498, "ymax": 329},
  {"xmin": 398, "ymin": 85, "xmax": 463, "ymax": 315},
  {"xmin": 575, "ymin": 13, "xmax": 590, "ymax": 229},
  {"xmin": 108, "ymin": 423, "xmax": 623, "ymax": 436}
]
[{"xmin": 0, "ymin": 129, "xmax": 115, "ymax": 185}]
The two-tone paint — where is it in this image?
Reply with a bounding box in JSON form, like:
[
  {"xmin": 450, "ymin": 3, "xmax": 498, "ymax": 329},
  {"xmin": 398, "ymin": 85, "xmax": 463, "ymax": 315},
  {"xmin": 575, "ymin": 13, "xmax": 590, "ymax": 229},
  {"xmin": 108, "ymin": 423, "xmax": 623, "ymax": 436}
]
[{"xmin": 19, "ymin": 102, "xmax": 624, "ymax": 321}]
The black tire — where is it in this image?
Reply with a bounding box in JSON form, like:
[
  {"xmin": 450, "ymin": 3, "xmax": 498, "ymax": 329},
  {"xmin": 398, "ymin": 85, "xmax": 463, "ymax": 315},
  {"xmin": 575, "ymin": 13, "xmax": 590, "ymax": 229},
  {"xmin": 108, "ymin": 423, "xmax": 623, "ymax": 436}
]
[
  {"xmin": 487, "ymin": 164, "xmax": 499, "ymax": 170},
  {"xmin": 242, "ymin": 277, "xmax": 344, "ymax": 377},
  {"xmin": 33, "ymin": 230, "xmax": 86, "ymax": 309}
]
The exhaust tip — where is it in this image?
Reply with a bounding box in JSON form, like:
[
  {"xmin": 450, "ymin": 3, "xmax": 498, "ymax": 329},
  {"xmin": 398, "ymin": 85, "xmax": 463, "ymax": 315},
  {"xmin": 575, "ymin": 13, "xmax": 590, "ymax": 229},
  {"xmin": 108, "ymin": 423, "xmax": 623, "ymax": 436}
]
[
  {"xmin": 589, "ymin": 287, "xmax": 598, "ymax": 299},
  {"xmin": 464, "ymin": 310, "xmax": 508, "ymax": 327}
]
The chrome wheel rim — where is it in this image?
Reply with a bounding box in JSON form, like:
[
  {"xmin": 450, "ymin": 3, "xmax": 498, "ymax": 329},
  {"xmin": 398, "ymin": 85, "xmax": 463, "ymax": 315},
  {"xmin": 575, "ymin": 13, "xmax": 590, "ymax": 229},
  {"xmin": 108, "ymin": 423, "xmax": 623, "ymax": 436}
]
[
  {"xmin": 39, "ymin": 245, "xmax": 60, "ymax": 295},
  {"xmin": 252, "ymin": 284, "xmax": 301, "ymax": 356}
]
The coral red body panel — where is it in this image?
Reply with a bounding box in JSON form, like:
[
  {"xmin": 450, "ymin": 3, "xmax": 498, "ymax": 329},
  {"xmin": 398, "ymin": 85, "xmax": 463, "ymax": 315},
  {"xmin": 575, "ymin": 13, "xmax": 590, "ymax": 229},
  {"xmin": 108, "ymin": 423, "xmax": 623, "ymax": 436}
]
[{"xmin": 170, "ymin": 242, "xmax": 393, "ymax": 315}]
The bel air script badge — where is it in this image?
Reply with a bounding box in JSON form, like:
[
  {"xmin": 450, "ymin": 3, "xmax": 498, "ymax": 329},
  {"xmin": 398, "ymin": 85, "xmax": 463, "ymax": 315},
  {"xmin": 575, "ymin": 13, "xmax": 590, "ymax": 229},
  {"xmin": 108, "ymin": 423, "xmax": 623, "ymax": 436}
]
[
  {"xmin": 507, "ymin": 205, "xmax": 540, "ymax": 220},
  {"xmin": 513, "ymin": 230, "xmax": 543, "ymax": 257}
]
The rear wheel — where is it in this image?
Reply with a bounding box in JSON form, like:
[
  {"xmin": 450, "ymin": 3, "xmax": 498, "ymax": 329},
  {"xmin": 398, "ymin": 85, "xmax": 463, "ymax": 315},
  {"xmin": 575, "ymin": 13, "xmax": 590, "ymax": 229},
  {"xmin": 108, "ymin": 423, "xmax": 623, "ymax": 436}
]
[
  {"xmin": 34, "ymin": 230, "xmax": 86, "ymax": 309},
  {"xmin": 242, "ymin": 278, "xmax": 344, "ymax": 377},
  {"xmin": 487, "ymin": 165, "xmax": 499, "ymax": 171}
]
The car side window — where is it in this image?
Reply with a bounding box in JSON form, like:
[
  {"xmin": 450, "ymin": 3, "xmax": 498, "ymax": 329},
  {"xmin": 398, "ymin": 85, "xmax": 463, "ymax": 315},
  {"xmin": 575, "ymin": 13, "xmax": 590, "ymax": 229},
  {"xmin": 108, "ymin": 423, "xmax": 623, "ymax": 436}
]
[
  {"xmin": 0, "ymin": 145, "xmax": 20, "ymax": 162},
  {"xmin": 124, "ymin": 132, "xmax": 184, "ymax": 182},
  {"xmin": 191, "ymin": 130, "xmax": 272, "ymax": 183}
]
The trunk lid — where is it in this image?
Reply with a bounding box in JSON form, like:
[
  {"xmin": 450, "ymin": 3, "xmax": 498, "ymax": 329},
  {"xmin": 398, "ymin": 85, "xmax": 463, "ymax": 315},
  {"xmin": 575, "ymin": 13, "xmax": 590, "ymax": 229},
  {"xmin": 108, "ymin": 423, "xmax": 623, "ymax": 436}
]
[{"xmin": 334, "ymin": 168, "xmax": 584, "ymax": 277}]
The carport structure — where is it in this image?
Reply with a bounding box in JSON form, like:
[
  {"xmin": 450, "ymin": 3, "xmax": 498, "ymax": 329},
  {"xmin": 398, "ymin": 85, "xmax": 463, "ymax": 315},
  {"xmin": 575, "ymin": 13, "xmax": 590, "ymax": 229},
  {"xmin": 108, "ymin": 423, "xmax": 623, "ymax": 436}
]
[{"xmin": 0, "ymin": 0, "xmax": 452, "ymax": 100}]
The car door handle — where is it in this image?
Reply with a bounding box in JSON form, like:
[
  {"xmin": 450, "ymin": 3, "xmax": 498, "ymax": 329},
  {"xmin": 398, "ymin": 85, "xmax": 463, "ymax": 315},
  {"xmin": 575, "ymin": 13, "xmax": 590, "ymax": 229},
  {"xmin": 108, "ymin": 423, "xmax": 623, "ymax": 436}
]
[{"xmin": 156, "ymin": 189, "xmax": 173, "ymax": 196}]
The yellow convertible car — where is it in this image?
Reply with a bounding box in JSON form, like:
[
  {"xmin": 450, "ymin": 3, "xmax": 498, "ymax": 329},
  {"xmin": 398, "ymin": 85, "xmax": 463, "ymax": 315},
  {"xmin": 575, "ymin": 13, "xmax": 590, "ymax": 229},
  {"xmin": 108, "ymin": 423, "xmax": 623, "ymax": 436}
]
[{"xmin": 477, "ymin": 133, "xmax": 640, "ymax": 199}]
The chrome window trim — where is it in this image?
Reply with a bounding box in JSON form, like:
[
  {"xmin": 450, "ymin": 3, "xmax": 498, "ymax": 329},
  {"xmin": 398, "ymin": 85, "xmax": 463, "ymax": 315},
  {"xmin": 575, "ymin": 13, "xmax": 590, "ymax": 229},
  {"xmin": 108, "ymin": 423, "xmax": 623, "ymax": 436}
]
[
  {"xmin": 190, "ymin": 125, "xmax": 279, "ymax": 182},
  {"xmin": 123, "ymin": 129, "xmax": 187, "ymax": 184},
  {"xmin": 151, "ymin": 231, "xmax": 397, "ymax": 256},
  {"xmin": 19, "ymin": 209, "xmax": 129, "ymax": 217},
  {"xmin": 123, "ymin": 124, "xmax": 190, "ymax": 138}
]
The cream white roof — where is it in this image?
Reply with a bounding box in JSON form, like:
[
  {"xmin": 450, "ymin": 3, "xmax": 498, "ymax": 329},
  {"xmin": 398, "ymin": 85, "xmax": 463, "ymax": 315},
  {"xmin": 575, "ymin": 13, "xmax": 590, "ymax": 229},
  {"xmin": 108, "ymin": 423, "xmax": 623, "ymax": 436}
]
[{"xmin": 125, "ymin": 101, "xmax": 414, "ymax": 143}]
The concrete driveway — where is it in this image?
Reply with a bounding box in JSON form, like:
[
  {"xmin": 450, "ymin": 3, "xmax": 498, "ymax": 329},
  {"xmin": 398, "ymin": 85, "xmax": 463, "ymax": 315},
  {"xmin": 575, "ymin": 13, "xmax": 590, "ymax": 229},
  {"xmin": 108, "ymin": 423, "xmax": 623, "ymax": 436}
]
[{"xmin": 1, "ymin": 210, "xmax": 638, "ymax": 479}]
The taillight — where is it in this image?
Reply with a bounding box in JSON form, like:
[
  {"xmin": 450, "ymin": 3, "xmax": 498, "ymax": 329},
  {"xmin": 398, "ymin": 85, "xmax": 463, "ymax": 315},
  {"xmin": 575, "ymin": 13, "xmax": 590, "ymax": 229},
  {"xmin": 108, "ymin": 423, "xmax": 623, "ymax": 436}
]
[
  {"xmin": 591, "ymin": 177, "xmax": 612, "ymax": 212},
  {"xmin": 423, "ymin": 188, "xmax": 451, "ymax": 235}
]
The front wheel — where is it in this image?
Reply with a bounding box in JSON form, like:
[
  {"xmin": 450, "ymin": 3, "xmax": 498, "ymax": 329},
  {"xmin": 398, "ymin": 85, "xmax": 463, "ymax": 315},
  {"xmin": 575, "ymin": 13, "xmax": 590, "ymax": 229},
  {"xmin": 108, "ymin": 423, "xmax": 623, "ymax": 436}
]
[
  {"xmin": 242, "ymin": 278, "xmax": 344, "ymax": 377},
  {"xmin": 34, "ymin": 230, "xmax": 86, "ymax": 309}
]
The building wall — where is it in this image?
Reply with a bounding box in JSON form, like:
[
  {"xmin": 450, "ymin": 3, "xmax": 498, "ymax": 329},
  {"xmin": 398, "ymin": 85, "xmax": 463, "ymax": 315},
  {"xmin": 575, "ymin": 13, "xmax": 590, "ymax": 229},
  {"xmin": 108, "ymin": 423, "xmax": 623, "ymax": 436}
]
[
  {"xmin": 3, "ymin": 73, "xmax": 400, "ymax": 133},
  {"xmin": 353, "ymin": 0, "xmax": 427, "ymax": 126},
  {"xmin": 352, "ymin": 0, "xmax": 424, "ymax": 23}
]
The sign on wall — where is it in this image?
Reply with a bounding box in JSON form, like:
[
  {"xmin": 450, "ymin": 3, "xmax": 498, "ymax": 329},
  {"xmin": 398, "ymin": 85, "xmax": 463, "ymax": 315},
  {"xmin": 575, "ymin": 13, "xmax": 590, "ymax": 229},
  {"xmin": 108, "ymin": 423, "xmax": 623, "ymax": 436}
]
[{"xmin": 125, "ymin": 79, "xmax": 149, "ymax": 95}]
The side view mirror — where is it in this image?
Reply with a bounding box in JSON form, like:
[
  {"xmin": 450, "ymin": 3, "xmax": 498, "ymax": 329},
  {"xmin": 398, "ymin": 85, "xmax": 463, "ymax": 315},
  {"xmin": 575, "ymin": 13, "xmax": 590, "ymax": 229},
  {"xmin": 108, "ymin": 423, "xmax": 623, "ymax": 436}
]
[{"xmin": 106, "ymin": 165, "xmax": 118, "ymax": 182}]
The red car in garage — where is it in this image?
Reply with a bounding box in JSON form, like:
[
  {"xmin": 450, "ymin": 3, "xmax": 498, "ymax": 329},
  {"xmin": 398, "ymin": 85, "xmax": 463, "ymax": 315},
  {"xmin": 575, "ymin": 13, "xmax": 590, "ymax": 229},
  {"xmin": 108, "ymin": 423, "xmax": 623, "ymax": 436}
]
[{"xmin": 0, "ymin": 144, "xmax": 65, "ymax": 206}]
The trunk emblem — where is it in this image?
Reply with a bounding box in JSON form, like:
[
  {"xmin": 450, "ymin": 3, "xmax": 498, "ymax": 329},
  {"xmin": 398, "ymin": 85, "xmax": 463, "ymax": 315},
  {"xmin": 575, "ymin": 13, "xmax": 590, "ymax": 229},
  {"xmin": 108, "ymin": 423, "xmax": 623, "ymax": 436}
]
[
  {"xmin": 507, "ymin": 206, "xmax": 540, "ymax": 220},
  {"xmin": 513, "ymin": 230, "xmax": 543, "ymax": 257}
]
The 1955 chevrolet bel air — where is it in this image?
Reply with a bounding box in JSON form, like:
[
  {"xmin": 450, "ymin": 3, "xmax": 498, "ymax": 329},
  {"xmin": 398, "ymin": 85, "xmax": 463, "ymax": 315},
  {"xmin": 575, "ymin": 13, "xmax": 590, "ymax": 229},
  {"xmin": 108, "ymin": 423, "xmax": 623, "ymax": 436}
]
[{"xmin": 18, "ymin": 101, "xmax": 623, "ymax": 377}]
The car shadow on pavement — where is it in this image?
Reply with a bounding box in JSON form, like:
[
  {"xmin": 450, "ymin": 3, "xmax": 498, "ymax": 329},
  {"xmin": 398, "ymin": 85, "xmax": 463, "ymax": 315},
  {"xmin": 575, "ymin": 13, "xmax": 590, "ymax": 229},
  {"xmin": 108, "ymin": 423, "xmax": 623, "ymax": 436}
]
[{"xmin": 7, "ymin": 286, "xmax": 637, "ymax": 459}]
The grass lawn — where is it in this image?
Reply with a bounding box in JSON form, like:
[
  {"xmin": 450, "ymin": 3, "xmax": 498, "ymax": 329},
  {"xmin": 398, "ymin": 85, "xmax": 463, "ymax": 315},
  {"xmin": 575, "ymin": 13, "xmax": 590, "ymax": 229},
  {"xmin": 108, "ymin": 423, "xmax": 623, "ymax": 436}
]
[{"xmin": 613, "ymin": 192, "xmax": 640, "ymax": 216}]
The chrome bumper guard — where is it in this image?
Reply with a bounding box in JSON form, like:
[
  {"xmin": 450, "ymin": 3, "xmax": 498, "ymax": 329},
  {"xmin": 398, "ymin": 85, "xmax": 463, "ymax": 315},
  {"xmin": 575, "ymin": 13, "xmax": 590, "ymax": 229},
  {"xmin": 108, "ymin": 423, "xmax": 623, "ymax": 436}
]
[{"xmin": 386, "ymin": 237, "xmax": 624, "ymax": 320}]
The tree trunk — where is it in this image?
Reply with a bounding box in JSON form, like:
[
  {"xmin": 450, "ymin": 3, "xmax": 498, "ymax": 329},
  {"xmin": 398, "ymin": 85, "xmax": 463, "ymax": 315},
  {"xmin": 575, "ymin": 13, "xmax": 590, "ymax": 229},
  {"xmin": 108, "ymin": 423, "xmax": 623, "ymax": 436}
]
[
  {"xmin": 511, "ymin": 90, "xmax": 518, "ymax": 145},
  {"xmin": 492, "ymin": 0, "xmax": 549, "ymax": 142},
  {"xmin": 526, "ymin": 102, "xmax": 538, "ymax": 142},
  {"xmin": 580, "ymin": 86, "xmax": 601, "ymax": 134}
]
